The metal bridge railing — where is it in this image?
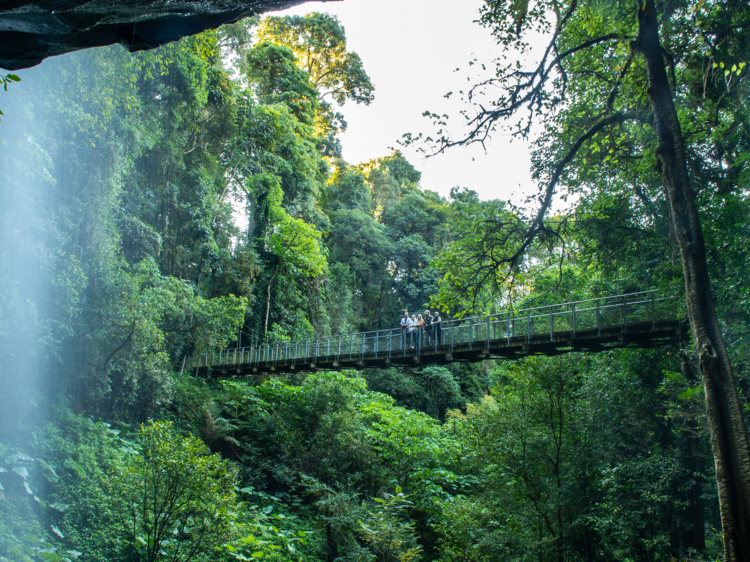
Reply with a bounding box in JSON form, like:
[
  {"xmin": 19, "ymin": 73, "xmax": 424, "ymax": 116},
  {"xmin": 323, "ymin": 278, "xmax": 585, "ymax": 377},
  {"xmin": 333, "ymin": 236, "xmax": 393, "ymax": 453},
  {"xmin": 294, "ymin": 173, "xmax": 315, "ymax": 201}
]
[{"xmin": 187, "ymin": 291, "xmax": 680, "ymax": 371}]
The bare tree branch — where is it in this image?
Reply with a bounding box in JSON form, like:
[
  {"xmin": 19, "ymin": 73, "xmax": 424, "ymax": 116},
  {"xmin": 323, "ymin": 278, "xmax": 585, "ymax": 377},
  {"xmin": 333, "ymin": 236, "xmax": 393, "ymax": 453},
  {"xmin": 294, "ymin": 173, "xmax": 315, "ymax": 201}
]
[{"xmin": 436, "ymin": 31, "xmax": 634, "ymax": 153}]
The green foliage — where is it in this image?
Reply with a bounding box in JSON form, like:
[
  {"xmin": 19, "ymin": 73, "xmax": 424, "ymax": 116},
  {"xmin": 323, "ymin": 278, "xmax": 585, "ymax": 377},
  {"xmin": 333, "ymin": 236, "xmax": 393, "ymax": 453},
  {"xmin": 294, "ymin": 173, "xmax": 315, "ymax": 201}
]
[
  {"xmin": 0, "ymin": 442, "xmax": 66, "ymax": 562},
  {"xmin": 258, "ymin": 13, "xmax": 374, "ymax": 106},
  {"xmin": 266, "ymin": 182, "xmax": 327, "ymax": 279},
  {"xmin": 39, "ymin": 412, "xmax": 133, "ymax": 562},
  {"xmin": 0, "ymin": 72, "xmax": 21, "ymax": 130},
  {"xmin": 431, "ymin": 189, "xmax": 528, "ymax": 315},
  {"xmin": 358, "ymin": 491, "xmax": 421, "ymax": 562},
  {"xmin": 256, "ymin": 12, "xmax": 374, "ymax": 145},
  {"xmin": 0, "ymin": 410, "xmax": 134, "ymax": 562},
  {"xmin": 116, "ymin": 421, "xmax": 241, "ymax": 562},
  {"xmin": 202, "ymin": 372, "xmax": 467, "ymax": 559},
  {"xmin": 246, "ymin": 43, "xmax": 319, "ymax": 126},
  {"xmin": 80, "ymin": 257, "xmax": 246, "ymax": 419},
  {"xmin": 0, "ymin": 72, "xmax": 21, "ymax": 92},
  {"xmin": 437, "ymin": 352, "xmax": 721, "ymax": 561},
  {"xmin": 326, "ymin": 167, "xmax": 372, "ymax": 213}
]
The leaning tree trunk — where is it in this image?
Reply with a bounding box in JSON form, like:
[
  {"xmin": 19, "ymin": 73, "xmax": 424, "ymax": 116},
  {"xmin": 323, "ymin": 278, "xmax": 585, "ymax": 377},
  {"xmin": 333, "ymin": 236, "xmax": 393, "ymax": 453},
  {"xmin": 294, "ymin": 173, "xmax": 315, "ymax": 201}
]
[{"xmin": 636, "ymin": 1, "xmax": 750, "ymax": 559}]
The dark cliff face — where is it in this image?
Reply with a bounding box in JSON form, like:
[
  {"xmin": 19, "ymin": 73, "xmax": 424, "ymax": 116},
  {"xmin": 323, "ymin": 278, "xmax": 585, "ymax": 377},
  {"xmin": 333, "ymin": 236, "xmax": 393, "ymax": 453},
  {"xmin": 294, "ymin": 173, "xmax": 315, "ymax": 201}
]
[{"xmin": 0, "ymin": 0, "xmax": 322, "ymax": 70}]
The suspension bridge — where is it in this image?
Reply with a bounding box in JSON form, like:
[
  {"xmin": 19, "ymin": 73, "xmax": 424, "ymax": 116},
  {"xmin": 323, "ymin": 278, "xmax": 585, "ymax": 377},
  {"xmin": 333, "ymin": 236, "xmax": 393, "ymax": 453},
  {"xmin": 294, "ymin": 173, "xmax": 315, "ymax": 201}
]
[{"xmin": 188, "ymin": 290, "xmax": 688, "ymax": 377}]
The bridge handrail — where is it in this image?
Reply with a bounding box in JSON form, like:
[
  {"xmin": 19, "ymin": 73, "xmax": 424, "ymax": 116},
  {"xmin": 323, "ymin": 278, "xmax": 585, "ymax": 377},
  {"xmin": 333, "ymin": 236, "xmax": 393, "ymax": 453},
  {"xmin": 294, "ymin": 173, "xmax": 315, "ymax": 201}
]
[
  {"xmin": 188, "ymin": 290, "xmax": 681, "ymax": 370},
  {"xmin": 453, "ymin": 289, "xmax": 667, "ymax": 323}
]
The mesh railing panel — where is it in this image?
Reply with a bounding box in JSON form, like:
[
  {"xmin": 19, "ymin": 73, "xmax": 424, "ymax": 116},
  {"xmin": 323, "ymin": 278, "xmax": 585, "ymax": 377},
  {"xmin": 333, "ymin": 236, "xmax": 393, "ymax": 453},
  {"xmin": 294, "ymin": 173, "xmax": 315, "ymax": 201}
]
[{"xmin": 188, "ymin": 291, "xmax": 680, "ymax": 370}]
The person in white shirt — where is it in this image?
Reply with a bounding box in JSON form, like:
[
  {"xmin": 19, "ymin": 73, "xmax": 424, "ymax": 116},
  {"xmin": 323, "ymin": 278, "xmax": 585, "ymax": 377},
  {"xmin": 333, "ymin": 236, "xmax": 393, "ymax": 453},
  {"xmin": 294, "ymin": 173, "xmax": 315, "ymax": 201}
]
[{"xmin": 400, "ymin": 311, "xmax": 412, "ymax": 349}]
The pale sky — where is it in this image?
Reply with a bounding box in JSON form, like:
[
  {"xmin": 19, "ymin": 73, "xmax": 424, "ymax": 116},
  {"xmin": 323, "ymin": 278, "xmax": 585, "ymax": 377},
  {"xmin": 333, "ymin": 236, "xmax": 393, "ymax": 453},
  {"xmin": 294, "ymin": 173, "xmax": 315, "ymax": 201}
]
[{"xmin": 276, "ymin": 0, "xmax": 538, "ymax": 202}]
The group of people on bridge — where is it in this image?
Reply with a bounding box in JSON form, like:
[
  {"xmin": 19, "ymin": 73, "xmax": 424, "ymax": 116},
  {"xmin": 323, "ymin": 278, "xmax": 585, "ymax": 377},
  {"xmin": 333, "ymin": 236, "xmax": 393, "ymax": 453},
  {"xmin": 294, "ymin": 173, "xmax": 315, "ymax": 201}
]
[{"xmin": 400, "ymin": 310, "xmax": 443, "ymax": 349}]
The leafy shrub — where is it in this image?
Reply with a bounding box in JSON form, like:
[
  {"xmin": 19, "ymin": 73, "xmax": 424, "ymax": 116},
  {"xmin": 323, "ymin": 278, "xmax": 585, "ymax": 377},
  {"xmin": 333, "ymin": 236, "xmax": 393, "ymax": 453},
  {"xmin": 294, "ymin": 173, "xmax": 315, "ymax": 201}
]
[{"xmin": 115, "ymin": 421, "xmax": 241, "ymax": 562}]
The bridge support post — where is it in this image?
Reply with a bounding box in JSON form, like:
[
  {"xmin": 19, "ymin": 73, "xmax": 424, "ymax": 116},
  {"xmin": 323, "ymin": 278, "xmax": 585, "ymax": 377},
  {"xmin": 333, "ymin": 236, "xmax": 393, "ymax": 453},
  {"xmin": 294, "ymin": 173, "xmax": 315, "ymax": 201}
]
[
  {"xmin": 526, "ymin": 309, "xmax": 531, "ymax": 344},
  {"xmin": 486, "ymin": 316, "xmax": 490, "ymax": 349},
  {"xmin": 572, "ymin": 303, "xmax": 576, "ymax": 340},
  {"xmin": 549, "ymin": 306, "xmax": 553, "ymax": 342},
  {"xmin": 507, "ymin": 313, "xmax": 510, "ymax": 346},
  {"xmin": 596, "ymin": 299, "xmax": 601, "ymax": 336},
  {"xmin": 651, "ymin": 292, "xmax": 655, "ymax": 331}
]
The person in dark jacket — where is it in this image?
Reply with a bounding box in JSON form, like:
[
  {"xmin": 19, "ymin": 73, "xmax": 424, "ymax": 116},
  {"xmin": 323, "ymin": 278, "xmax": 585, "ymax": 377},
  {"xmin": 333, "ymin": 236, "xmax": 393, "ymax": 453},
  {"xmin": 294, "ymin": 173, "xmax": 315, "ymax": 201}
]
[
  {"xmin": 424, "ymin": 310, "xmax": 433, "ymax": 345},
  {"xmin": 432, "ymin": 311, "xmax": 443, "ymax": 345}
]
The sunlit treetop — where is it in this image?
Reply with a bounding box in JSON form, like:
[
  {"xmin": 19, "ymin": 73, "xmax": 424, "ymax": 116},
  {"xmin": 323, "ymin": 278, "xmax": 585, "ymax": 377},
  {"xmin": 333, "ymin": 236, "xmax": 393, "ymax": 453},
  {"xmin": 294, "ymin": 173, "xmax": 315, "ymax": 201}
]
[{"xmin": 257, "ymin": 12, "xmax": 375, "ymax": 106}]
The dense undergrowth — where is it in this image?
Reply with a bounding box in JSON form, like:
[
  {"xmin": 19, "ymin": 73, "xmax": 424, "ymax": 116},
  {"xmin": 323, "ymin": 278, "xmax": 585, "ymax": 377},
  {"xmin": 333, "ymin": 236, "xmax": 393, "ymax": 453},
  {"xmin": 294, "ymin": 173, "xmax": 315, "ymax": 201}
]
[{"xmin": 0, "ymin": 352, "xmax": 726, "ymax": 561}]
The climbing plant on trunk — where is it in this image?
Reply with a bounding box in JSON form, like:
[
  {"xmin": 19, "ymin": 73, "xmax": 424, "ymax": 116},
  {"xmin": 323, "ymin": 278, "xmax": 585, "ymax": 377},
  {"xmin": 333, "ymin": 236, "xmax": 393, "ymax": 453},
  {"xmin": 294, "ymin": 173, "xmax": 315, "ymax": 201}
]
[{"xmin": 260, "ymin": 176, "xmax": 327, "ymax": 337}]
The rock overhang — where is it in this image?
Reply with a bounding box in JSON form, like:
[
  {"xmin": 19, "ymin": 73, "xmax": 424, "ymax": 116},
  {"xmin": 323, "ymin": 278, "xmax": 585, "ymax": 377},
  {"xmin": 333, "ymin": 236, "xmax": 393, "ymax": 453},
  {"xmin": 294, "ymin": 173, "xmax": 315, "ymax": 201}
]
[{"xmin": 0, "ymin": 0, "xmax": 327, "ymax": 70}]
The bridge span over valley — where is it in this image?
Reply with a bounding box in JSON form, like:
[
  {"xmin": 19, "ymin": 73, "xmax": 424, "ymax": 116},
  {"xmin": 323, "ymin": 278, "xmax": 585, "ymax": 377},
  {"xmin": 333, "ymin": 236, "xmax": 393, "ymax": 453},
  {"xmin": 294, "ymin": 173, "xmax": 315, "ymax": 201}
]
[{"xmin": 189, "ymin": 291, "xmax": 688, "ymax": 377}]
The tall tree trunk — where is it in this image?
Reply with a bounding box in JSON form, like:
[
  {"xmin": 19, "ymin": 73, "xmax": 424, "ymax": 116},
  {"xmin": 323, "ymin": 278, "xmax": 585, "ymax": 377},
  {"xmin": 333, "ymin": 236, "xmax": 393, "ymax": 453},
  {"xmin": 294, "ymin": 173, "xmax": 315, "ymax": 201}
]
[
  {"xmin": 682, "ymin": 354, "xmax": 707, "ymax": 552},
  {"xmin": 636, "ymin": 1, "xmax": 750, "ymax": 559},
  {"xmin": 263, "ymin": 261, "xmax": 281, "ymax": 337},
  {"xmin": 687, "ymin": 429, "xmax": 707, "ymax": 552}
]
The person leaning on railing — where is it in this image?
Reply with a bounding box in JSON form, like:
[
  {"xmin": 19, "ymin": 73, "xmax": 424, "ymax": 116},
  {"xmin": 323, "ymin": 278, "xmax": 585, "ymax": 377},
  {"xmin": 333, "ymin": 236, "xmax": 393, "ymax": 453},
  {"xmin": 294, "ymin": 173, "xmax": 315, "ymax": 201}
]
[
  {"xmin": 416, "ymin": 314, "xmax": 425, "ymax": 349},
  {"xmin": 410, "ymin": 314, "xmax": 418, "ymax": 348},
  {"xmin": 432, "ymin": 310, "xmax": 442, "ymax": 344},
  {"xmin": 400, "ymin": 311, "xmax": 411, "ymax": 349},
  {"xmin": 424, "ymin": 310, "xmax": 433, "ymax": 345}
]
